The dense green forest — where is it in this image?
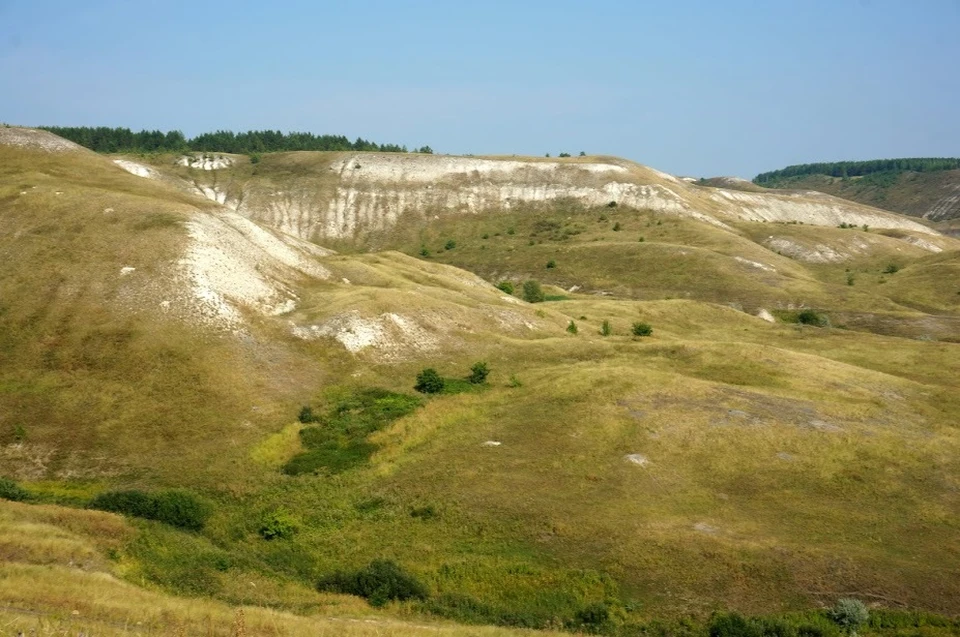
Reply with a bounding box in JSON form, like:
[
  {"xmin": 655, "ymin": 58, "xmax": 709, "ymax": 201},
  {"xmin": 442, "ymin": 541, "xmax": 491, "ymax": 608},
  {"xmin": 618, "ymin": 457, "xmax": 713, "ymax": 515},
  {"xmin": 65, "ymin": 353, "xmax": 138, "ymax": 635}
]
[
  {"xmin": 39, "ymin": 126, "xmax": 433, "ymax": 155},
  {"xmin": 754, "ymin": 157, "xmax": 960, "ymax": 185}
]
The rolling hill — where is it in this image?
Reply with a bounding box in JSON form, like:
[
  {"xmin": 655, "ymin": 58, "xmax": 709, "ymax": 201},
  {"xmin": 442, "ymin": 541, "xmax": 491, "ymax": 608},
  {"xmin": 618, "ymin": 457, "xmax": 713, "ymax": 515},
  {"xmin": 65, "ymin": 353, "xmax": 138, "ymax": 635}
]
[
  {"xmin": 2, "ymin": 127, "xmax": 959, "ymax": 635},
  {"xmin": 749, "ymin": 160, "xmax": 960, "ymax": 223}
]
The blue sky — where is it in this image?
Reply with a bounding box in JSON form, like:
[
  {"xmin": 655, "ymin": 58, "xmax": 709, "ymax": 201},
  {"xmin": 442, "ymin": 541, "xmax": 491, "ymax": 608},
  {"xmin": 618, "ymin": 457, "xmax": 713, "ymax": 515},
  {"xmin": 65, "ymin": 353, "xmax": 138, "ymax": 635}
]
[{"xmin": 1, "ymin": 0, "xmax": 958, "ymax": 177}]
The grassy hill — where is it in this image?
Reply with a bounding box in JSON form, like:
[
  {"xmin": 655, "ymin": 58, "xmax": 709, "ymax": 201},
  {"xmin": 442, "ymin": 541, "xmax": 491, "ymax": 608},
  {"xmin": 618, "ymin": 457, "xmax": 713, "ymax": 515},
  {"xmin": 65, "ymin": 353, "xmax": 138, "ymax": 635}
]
[
  {"xmin": 2, "ymin": 128, "xmax": 960, "ymax": 635},
  {"xmin": 749, "ymin": 165, "xmax": 960, "ymax": 222}
]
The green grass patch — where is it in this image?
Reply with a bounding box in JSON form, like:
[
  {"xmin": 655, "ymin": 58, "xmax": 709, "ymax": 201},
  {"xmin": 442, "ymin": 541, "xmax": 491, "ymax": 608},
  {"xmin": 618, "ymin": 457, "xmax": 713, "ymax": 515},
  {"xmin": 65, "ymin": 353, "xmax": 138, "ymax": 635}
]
[{"xmin": 283, "ymin": 388, "xmax": 421, "ymax": 475}]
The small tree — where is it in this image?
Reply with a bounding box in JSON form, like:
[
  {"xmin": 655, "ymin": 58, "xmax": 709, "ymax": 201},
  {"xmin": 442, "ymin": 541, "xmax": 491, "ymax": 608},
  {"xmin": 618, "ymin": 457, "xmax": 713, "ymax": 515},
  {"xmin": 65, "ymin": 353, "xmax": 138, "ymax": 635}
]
[
  {"xmin": 632, "ymin": 322, "xmax": 653, "ymax": 337},
  {"xmin": 830, "ymin": 598, "xmax": 869, "ymax": 635},
  {"xmin": 567, "ymin": 320, "xmax": 578, "ymax": 335},
  {"xmin": 600, "ymin": 320, "xmax": 612, "ymax": 336},
  {"xmin": 579, "ymin": 151, "xmax": 586, "ymax": 157},
  {"xmin": 496, "ymin": 281, "xmax": 514, "ymax": 295},
  {"xmin": 414, "ymin": 368, "xmax": 445, "ymax": 394},
  {"xmin": 468, "ymin": 362, "xmax": 489, "ymax": 384},
  {"xmin": 522, "ymin": 280, "xmax": 545, "ymax": 303}
]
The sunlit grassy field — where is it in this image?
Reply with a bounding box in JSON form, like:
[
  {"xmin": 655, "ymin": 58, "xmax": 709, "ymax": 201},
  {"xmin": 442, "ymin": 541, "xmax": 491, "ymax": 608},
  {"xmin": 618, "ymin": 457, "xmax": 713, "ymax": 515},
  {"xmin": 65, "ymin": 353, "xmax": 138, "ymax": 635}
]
[{"xmin": 2, "ymin": 137, "xmax": 959, "ymax": 634}]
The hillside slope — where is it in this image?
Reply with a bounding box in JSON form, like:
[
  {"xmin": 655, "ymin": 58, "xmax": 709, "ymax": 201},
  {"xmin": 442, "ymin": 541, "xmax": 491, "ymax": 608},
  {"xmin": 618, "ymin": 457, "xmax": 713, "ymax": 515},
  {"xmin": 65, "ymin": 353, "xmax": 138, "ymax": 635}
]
[
  {"xmin": 748, "ymin": 169, "xmax": 960, "ymax": 222},
  {"xmin": 2, "ymin": 128, "xmax": 960, "ymax": 632}
]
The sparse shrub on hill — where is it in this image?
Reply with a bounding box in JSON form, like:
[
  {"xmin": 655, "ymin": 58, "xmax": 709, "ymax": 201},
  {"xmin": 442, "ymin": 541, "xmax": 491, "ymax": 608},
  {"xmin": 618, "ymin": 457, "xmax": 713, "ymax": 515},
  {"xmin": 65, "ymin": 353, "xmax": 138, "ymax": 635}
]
[
  {"xmin": 797, "ymin": 309, "xmax": 830, "ymax": 327},
  {"xmin": 0, "ymin": 477, "xmax": 29, "ymax": 502},
  {"xmin": 613, "ymin": 222, "xmax": 622, "ymax": 231},
  {"xmin": 444, "ymin": 239, "xmax": 456, "ymax": 250},
  {"xmin": 574, "ymin": 603, "xmax": 611, "ymax": 631},
  {"xmin": 496, "ymin": 281, "xmax": 514, "ymax": 295},
  {"xmin": 258, "ymin": 509, "xmax": 299, "ymax": 540},
  {"xmin": 830, "ymin": 599, "xmax": 869, "ymax": 635},
  {"xmin": 468, "ymin": 362, "xmax": 489, "ymax": 384},
  {"xmin": 600, "ymin": 320, "xmax": 612, "ymax": 336},
  {"xmin": 883, "ymin": 263, "xmax": 901, "ymax": 274},
  {"xmin": 567, "ymin": 320, "xmax": 578, "ymax": 335},
  {"xmin": 546, "ymin": 260, "xmax": 556, "ymax": 269},
  {"xmin": 317, "ymin": 559, "xmax": 428, "ymax": 607},
  {"xmin": 298, "ymin": 406, "xmax": 319, "ymax": 423},
  {"xmin": 248, "ymin": 152, "xmax": 261, "ymax": 164},
  {"xmin": 632, "ymin": 322, "xmax": 653, "ymax": 337},
  {"xmin": 415, "ymin": 368, "xmax": 445, "ymax": 394},
  {"xmin": 419, "ymin": 245, "xmax": 430, "ymax": 257},
  {"xmin": 522, "ymin": 280, "xmax": 545, "ymax": 303},
  {"xmin": 89, "ymin": 489, "xmax": 212, "ymax": 531},
  {"xmin": 709, "ymin": 612, "xmax": 762, "ymax": 637}
]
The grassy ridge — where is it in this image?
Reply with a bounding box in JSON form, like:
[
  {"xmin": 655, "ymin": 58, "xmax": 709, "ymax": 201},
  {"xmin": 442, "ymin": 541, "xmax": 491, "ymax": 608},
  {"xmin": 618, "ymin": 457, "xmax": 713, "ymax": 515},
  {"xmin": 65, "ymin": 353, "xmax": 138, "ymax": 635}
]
[{"xmin": 1, "ymin": 137, "xmax": 960, "ymax": 632}]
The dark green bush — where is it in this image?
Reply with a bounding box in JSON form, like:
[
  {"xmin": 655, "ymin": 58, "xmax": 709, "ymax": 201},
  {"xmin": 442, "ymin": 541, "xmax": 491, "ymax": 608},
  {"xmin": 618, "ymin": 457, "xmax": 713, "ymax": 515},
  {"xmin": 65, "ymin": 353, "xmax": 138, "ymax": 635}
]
[
  {"xmin": 444, "ymin": 239, "xmax": 456, "ymax": 250},
  {"xmin": 797, "ymin": 310, "xmax": 829, "ymax": 327},
  {"xmin": 883, "ymin": 263, "xmax": 900, "ymax": 274},
  {"xmin": 0, "ymin": 477, "xmax": 29, "ymax": 502},
  {"xmin": 317, "ymin": 559, "xmax": 428, "ymax": 607},
  {"xmin": 522, "ymin": 280, "xmax": 545, "ymax": 303},
  {"xmin": 567, "ymin": 320, "xmax": 578, "ymax": 335},
  {"xmin": 600, "ymin": 320, "xmax": 612, "ymax": 336},
  {"xmin": 89, "ymin": 489, "xmax": 212, "ymax": 531},
  {"xmin": 415, "ymin": 368, "xmax": 445, "ymax": 394},
  {"xmin": 632, "ymin": 322, "xmax": 653, "ymax": 336},
  {"xmin": 613, "ymin": 222, "xmax": 622, "ymax": 231},
  {"xmin": 575, "ymin": 602, "xmax": 611, "ymax": 629},
  {"xmin": 496, "ymin": 281, "xmax": 514, "ymax": 295},
  {"xmin": 710, "ymin": 613, "xmax": 762, "ymax": 637},
  {"xmin": 298, "ymin": 406, "xmax": 318, "ymax": 423},
  {"xmin": 468, "ymin": 361, "xmax": 489, "ymax": 384},
  {"xmin": 546, "ymin": 260, "xmax": 556, "ymax": 269},
  {"xmin": 410, "ymin": 504, "xmax": 437, "ymax": 520}
]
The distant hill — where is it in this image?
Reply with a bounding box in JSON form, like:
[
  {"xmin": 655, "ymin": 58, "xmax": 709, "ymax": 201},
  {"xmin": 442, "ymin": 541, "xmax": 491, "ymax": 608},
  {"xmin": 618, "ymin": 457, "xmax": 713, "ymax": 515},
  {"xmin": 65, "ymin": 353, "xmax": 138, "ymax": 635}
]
[{"xmin": 753, "ymin": 159, "xmax": 960, "ymax": 221}]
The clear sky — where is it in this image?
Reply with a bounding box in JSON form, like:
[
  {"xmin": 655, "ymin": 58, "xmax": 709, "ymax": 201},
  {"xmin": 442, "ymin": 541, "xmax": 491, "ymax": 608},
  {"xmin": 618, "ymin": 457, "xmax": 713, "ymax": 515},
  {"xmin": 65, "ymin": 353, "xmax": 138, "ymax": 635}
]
[{"xmin": 1, "ymin": 0, "xmax": 958, "ymax": 178}]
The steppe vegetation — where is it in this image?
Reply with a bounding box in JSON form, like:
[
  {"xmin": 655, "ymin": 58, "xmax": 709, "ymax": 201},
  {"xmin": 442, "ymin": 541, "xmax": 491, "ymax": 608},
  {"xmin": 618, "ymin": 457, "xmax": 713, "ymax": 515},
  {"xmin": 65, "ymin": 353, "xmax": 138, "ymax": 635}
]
[{"xmin": 1, "ymin": 128, "xmax": 959, "ymax": 635}]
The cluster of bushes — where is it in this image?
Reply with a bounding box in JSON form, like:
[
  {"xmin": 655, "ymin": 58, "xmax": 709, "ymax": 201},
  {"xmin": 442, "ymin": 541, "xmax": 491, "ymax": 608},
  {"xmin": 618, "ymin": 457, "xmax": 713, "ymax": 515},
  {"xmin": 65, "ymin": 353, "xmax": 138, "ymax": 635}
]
[
  {"xmin": 415, "ymin": 362, "xmax": 490, "ymax": 395},
  {"xmin": 0, "ymin": 477, "xmax": 30, "ymax": 502},
  {"xmin": 286, "ymin": 388, "xmax": 422, "ymax": 476},
  {"xmin": 39, "ymin": 126, "xmax": 430, "ymax": 155},
  {"xmin": 754, "ymin": 157, "xmax": 960, "ymax": 186},
  {"xmin": 318, "ymin": 559, "xmax": 429, "ymax": 607},
  {"xmin": 88, "ymin": 489, "xmax": 212, "ymax": 531}
]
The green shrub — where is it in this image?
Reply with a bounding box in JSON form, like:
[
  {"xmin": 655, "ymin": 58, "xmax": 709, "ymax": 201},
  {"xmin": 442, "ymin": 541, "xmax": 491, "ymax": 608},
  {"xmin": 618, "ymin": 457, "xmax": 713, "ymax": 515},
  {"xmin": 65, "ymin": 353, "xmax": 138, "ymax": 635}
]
[
  {"xmin": 481, "ymin": 233, "xmax": 489, "ymax": 239},
  {"xmin": 600, "ymin": 320, "xmax": 612, "ymax": 336},
  {"xmin": 632, "ymin": 322, "xmax": 653, "ymax": 337},
  {"xmin": 410, "ymin": 505, "xmax": 437, "ymax": 520},
  {"xmin": 419, "ymin": 245, "xmax": 430, "ymax": 257},
  {"xmin": 248, "ymin": 152, "xmax": 261, "ymax": 164},
  {"xmin": 829, "ymin": 599, "xmax": 869, "ymax": 634},
  {"xmin": 567, "ymin": 320, "xmax": 578, "ymax": 335},
  {"xmin": 522, "ymin": 280, "xmax": 545, "ymax": 303},
  {"xmin": 298, "ymin": 406, "xmax": 318, "ymax": 423},
  {"xmin": 258, "ymin": 509, "xmax": 299, "ymax": 540},
  {"xmin": 575, "ymin": 602, "xmax": 611, "ymax": 630},
  {"xmin": 0, "ymin": 477, "xmax": 29, "ymax": 502},
  {"xmin": 546, "ymin": 259, "xmax": 556, "ymax": 269},
  {"xmin": 89, "ymin": 489, "xmax": 212, "ymax": 531},
  {"xmin": 496, "ymin": 281, "xmax": 514, "ymax": 295},
  {"xmin": 415, "ymin": 368, "xmax": 445, "ymax": 394},
  {"xmin": 638, "ymin": 236, "xmax": 645, "ymax": 242},
  {"xmin": 883, "ymin": 263, "xmax": 900, "ymax": 274},
  {"xmin": 507, "ymin": 227, "xmax": 515, "ymax": 235},
  {"xmin": 607, "ymin": 201, "xmax": 618, "ymax": 208},
  {"xmin": 508, "ymin": 375, "xmax": 523, "ymax": 388},
  {"xmin": 613, "ymin": 222, "xmax": 622, "ymax": 231},
  {"xmin": 797, "ymin": 309, "xmax": 829, "ymax": 327},
  {"xmin": 317, "ymin": 559, "xmax": 428, "ymax": 607},
  {"xmin": 468, "ymin": 361, "xmax": 489, "ymax": 384},
  {"xmin": 13, "ymin": 424, "xmax": 26, "ymax": 442},
  {"xmin": 710, "ymin": 613, "xmax": 761, "ymax": 637},
  {"xmin": 444, "ymin": 239, "xmax": 456, "ymax": 250}
]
